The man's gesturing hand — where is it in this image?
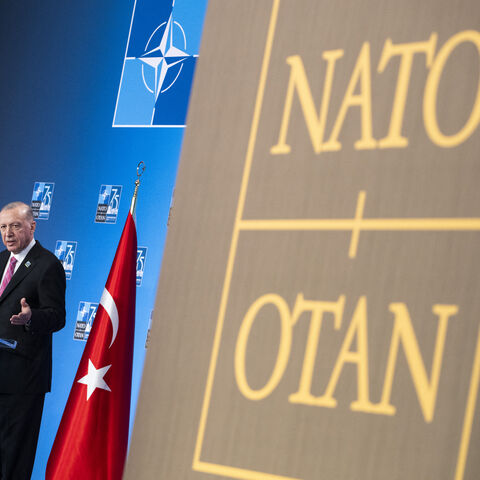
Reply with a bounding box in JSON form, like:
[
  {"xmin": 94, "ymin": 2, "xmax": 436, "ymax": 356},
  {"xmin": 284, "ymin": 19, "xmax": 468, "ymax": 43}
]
[{"xmin": 10, "ymin": 297, "xmax": 32, "ymax": 325}]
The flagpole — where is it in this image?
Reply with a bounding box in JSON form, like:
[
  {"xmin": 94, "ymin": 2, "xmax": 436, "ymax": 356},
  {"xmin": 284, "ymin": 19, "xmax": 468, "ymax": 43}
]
[{"xmin": 130, "ymin": 161, "xmax": 146, "ymax": 216}]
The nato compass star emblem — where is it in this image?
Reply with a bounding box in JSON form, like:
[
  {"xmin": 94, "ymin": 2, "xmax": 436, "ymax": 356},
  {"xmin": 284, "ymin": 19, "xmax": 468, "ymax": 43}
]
[
  {"xmin": 113, "ymin": 0, "xmax": 201, "ymax": 127},
  {"xmin": 139, "ymin": 14, "xmax": 190, "ymax": 104}
]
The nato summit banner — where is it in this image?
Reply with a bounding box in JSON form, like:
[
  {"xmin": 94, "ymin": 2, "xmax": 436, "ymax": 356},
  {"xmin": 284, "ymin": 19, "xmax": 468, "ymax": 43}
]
[
  {"xmin": 0, "ymin": 0, "xmax": 207, "ymax": 478},
  {"xmin": 113, "ymin": 0, "xmax": 201, "ymax": 127},
  {"xmin": 127, "ymin": 0, "xmax": 480, "ymax": 479}
]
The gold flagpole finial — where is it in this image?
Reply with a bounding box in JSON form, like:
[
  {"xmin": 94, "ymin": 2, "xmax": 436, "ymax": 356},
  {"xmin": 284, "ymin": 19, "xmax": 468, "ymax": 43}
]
[{"xmin": 130, "ymin": 161, "xmax": 145, "ymax": 216}]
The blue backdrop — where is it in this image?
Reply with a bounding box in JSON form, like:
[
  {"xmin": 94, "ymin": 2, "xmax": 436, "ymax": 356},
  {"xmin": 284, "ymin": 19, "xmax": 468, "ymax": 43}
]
[{"xmin": 0, "ymin": 0, "xmax": 208, "ymax": 477}]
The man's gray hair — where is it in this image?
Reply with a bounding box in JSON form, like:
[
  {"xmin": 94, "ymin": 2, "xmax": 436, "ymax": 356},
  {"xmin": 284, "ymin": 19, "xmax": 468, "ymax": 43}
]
[{"xmin": 0, "ymin": 202, "xmax": 35, "ymax": 222}]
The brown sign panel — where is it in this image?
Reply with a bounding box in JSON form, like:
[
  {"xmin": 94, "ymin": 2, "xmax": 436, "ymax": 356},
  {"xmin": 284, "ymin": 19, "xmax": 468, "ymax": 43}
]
[{"xmin": 125, "ymin": 1, "xmax": 480, "ymax": 479}]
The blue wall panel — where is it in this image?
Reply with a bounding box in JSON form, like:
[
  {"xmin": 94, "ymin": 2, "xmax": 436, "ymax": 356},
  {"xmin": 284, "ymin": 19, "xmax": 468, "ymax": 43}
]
[{"xmin": 0, "ymin": 0, "xmax": 208, "ymax": 477}]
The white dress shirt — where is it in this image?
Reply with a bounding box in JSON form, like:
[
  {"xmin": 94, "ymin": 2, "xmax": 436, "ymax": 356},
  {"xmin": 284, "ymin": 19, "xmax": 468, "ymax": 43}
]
[{"xmin": 0, "ymin": 238, "xmax": 36, "ymax": 284}]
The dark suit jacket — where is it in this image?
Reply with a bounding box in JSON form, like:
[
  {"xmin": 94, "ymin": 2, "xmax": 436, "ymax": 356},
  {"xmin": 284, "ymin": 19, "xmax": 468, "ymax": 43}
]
[{"xmin": 0, "ymin": 241, "xmax": 66, "ymax": 394}]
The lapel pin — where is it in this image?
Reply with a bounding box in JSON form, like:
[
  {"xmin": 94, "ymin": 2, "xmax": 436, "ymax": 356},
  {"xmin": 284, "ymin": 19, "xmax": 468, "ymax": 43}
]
[{"xmin": 25, "ymin": 261, "xmax": 31, "ymax": 268}]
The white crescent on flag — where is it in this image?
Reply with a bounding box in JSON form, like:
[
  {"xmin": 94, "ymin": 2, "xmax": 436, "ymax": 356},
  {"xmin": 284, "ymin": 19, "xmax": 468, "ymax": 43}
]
[{"xmin": 100, "ymin": 288, "xmax": 119, "ymax": 348}]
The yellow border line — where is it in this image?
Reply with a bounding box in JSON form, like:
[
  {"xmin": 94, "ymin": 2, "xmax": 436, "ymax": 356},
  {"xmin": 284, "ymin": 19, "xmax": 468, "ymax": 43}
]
[
  {"xmin": 193, "ymin": 1, "xmax": 289, "ymax": 480},
  {"xmin": 239, "ymin": 187, "xmax": 480, "ymax": 260},
  {"xmin": 194, "ymin": 461, "xmax": 301, "ymax": 480},
  {"xmin": 454, "ymin": 324, "xmax": 480, "ymax": 480},
  {"xmin": 238, "ymin": 217, "xmax": 480, "ymax": 231}
]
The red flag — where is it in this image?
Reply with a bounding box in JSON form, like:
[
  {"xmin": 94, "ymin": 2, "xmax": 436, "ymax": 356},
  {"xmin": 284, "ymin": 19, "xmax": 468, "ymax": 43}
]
[{"xmin": 46, "ymin": 212, "xmax": 137, "ymax": 480}]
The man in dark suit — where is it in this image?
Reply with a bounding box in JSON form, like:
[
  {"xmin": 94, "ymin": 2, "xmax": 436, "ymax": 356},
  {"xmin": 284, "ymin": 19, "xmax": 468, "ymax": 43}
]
[{"xmin": 0, "ymin": 202, "xmax": 66, "ymax": 479}]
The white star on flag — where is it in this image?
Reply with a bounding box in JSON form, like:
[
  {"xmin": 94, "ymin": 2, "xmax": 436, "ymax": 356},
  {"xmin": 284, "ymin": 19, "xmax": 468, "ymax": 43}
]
[{"xmin": 78, "ymin": 359, "xmax": 112, "ymax": 400}]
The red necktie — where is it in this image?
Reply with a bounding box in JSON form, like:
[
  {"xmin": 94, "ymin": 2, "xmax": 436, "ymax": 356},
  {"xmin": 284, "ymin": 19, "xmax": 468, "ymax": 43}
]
[{"xmin": 0, "ymin": 257, "xmax": 17, "ymax": 296}]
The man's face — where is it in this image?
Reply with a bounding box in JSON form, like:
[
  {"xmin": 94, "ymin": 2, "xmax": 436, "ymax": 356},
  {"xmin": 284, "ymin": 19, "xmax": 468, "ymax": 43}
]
[{"xmin": 0, "ymin": 207, "xmax": 36, "ymax": 254}]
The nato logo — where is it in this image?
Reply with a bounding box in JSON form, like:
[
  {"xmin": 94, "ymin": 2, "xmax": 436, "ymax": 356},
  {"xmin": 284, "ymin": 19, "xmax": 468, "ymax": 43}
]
[
  {"xmin": 54, "ymin": 241, "xmax": 77, "ymax": 280},
  {"xmin": 31, "ymin": 182, "xmax": 55, "ymax": 220},
  {"xmin": 136, "ymin": 247, "xmax": 148, "ymax": 286},
  {"xmin": 95, "ymin": 185, "xmax": 122, "ymax": 224},
  {"xmin": 74, "ymin": 302, "xmax": 98, "ymax": 341},
  {"xmin": 113, "ymin": 0, "xmax": 202, "ymax": 127}
]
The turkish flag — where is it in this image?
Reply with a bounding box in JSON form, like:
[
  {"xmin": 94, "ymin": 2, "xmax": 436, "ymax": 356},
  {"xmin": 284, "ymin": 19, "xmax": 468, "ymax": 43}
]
[{"xmin": 46, "ymin": 212, "xmax": 137, "ymax": 479}]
